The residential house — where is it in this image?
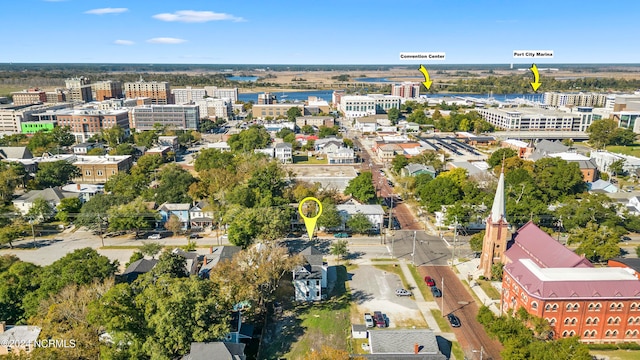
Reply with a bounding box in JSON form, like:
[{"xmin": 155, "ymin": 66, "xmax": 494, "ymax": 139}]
[
  {"xmin": 336, "ymin": 204, "xmax": 385, "ymax": 232},
  {"xmin": 157, "ymin": 136, "xmax": 179, "ymax": 151},
  {"xmin": 295, "ymin": 116, "xmax": 334, "ymax": 128},
  {"xmin": 588, "ymin": 179, "xmax": 618, "ymax": 194},
  {"xmin": 158, "ymin": 203, "xmax": 191, "ymax": 229},
  {"xmin": 293, "ymin": 246, "xmax": 328, "ymax": 301},
  {"xmin": 181, "ymin": 342, "xmax": 246, "ymax": 360},
  {"xmin": 199, "ymin": 246, "xmax": 241, "ymax": 279},
  {"xmin": 12, "ymin": 187, "xmax": 79, "ymax": 216},
  {"xmin": 354, "ymin": 117, "xmax": 378, "ymax": 133},
  {"xmin": 501, "ymin": 139, "xmax": 533, "ymax": 158},
  {"xmin": 376, "ymin": 143, "xmax": 402, "ymax": 162},
  {"xmin": 627, "ymin": 196, "xmax": 640, "ymax": 215},
  {"xmin": 366, "ymin": 329, "xmax": 446, "ymax": 359},
  {"xmin": 274, "ymin": 142, "xmax": 293, "ymax": 163},
  {"xmin": 447, "ymin": 161, "xmax": 491, "ymax": 179},
  {"xmin": 120, "ymin": 258, "xmax": 158, "ymax": 283},
  {"xmin": 61, "ymin": 183, "xmax": 105, "ymax": 203},
  {"xmin": 0, "ymin": 322, "xmax": 41, "ymax": 355},
  {"xmin": 224, "ymin": 311, "xmax": 253, "ymax": 344},
  {"xmin": 327, "ymin": 147, "xmax": 356, "ymax": 164},
  {"xmin": 189, "ymin": 200, "xmax": 214, "ymax": 229},
  {"xmin": 590, "ymin": 151, "xmax": 640, "ymax": 175},
  {"xmin": 314, "ymin": 137, "xmax": 343, "ymax": 152},
  {"xmin": 207, "ymin": 141, "xmax": 231, "ymax": 152},
  {"xmin": 72, "ymin": 142, "xmax": 104, "ymax": 155},
  {"xmin": 402, "ymin": 164, "xmax": 436, "ymax": 178},
  {"xmin": 145, "ymin": 146, "xmax": 172, "ymax": 159},
  {"xmin": 172, "ymin": 248, "xmax": 200, "ymax": 276}
]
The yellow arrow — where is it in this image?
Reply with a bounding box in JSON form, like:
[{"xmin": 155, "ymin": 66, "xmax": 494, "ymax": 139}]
[
  {"xmin": 419, "ymin": 65, "xmax": 433, "ymax": 90},
  {"xmin": 530, "ymin": 63, "xmax": 542, "ymax": 92}
]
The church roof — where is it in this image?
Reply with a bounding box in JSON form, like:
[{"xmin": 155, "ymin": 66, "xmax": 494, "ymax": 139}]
[{"xmin": 505, "ymin": 221, "xmax": 593, "ymax": 269}]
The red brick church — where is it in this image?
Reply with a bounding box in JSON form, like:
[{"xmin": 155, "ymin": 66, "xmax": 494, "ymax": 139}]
[{"xmin": 480, "ymin": 171, "xmax": 640, "ymax": 343}]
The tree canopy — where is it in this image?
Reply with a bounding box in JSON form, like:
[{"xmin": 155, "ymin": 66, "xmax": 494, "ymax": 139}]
[{"xmin": 344, "ymin": 171, "xmax": 376, "ymax": 203}]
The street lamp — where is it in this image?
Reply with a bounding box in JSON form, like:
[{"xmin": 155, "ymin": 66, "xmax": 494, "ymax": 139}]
[{"xmin": 472, "ymin": 346, "xmax": 484, "ymax": 360}]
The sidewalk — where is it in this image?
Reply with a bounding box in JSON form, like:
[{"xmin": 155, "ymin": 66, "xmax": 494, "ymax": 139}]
[
  {"xmin": 398, "ymin": 259, "xmax": 442, "ymax": 332},
  {"xmin": 454, "ymin": 258, "xmax": 501, "ymax": 316}
]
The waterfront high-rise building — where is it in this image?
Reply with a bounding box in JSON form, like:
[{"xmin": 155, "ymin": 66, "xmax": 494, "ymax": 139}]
[
  {"xmin": 391, "ymin": 82, "xmax": 420, "ymax": 99},
  {"xmin": 173, "ymin": 87, "xmax": 207, "ymax": 104}
]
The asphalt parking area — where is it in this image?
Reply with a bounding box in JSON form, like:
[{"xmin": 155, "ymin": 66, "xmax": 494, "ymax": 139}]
[{"xmin": 348, "ymin": 265, "xmax": 426, "ymax": 328}]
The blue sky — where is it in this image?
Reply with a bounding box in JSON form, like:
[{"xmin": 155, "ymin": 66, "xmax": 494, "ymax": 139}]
[{"xmin": 2, "ymin": 0, "xmax": 639, "ymax": 64}]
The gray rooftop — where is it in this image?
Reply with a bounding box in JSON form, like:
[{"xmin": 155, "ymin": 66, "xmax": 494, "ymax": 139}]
[
  {"xmin": 182, "ymin": 342, "xmax": 246, "ymax": 360},
  {"xmin": 336, "ymin": 204, "xmax": 385, "ymax": 216},
  {"xmin": 14, "ymin": 187, "xmax": 78, "ymax": 203},
  {"xmin": 369, "ymin": 329, "xmax": 441, "ymax": 356},
  {"xmin": 534, "ymin": 139, "xmax": 569, "ymax": 154},
  {"xmin": 0, "ymin": 324, "xmax": 41, "ymax": 345},
  {"xmin": 0, "ymin": 146, "xmax": 33, "ymax": 160}
]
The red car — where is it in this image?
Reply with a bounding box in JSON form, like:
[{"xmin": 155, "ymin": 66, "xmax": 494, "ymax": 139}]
[{"xmin": 424, "ymin": 276, "xmax": 435, "ymax": 287}]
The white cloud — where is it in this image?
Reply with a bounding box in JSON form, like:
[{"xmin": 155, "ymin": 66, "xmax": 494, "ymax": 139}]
[
  {"xmin": 85, "ymin": 8, "xmax": 128, "ymax": 15},
  {"xmin": 114, "ymin": 40, "xmax": 135, "ymax": 46},
  {"xmin": 152, "ymin": 10, "xmax": 245, "ymax": 23},
  {"xmin": 147, "ymin": 37, "xmax": 187, "ymax": 44}
]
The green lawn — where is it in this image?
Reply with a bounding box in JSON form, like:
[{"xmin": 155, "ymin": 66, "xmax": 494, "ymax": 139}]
[
  {"xmin": 590, "ymin": 350, "xmax": 640, "ymax": 360},
  {"xmin": 0, "ymin": 85, "xmax": 22, "ymax": 97},
  {"xmin": 292, "ymin": 154, "xmax": 328, "ymax": 164},
  {"xmin": 261, "ymin": 265, "xmax": 351, "ymax": 359},
  {"xmin": 431, "ymin": 309, "xmax": 451, "ymax": 332},
  {"xmin": 477, "ymin": 279, "xmax": 501, "ymax": 300},
  {"xmin": 607, "ymin": 145, "xmax": 640, "ymax": 157},
  {"xmin": 451, "ymin": 341, "xmax": 465, "ymax": 360}
]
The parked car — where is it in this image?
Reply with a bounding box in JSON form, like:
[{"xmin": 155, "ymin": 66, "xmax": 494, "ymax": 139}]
[
  {"xmin": 447, "ymin": 313, "xmax": 461, "ymax": 328},
  {"xmin": 334, "ymin": 232, "xmax": 349, "ymax": 238},
  {"xmin": 364, "ymin": 313, "xmax": 374, "ymax": 328},
  {"xmin": 373, "ymin": 311, "xmax": 386, "ymax": 328},
  {"xmin": 395, "ymin": 288, "xmax": 412, "ymax": 297},
  {"xmin": 424, "ymin": 276, "xmax": 436, "ymax": 287},
  {"xmin": 188, "ymin": 233, "xmax": 201, "ymax": 239},
  {"xmin": 148, "ymin": 233, "xmax": 162, "ymax": 240},
  {"xmin": 431, "ymin": 286, "xmax": 442, "ymax": 298}
]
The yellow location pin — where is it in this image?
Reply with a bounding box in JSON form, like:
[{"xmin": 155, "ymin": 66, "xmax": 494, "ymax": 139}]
[{"xmin": 298, "ymin": 197, "xmax": 323, "ymax": 240}]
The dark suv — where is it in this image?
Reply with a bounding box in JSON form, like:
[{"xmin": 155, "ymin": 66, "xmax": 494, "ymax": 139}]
[{"xmin": 447, "ymin": 313, "xmax": 461, "ymax": 327}]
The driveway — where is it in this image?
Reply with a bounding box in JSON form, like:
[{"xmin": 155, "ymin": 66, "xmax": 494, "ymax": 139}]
[{"xmin": 348, "ymin": 264, "xmax": 425, "ymax": 328}]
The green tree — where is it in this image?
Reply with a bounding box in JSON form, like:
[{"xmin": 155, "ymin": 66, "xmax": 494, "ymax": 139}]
[
  {"xmin": 74, "ymin": 193, "xmax": 121, "ymax": 231},
  {"xmin": 533, "ymin": 157, "xmax": 586, "ymax": 202},
  {"xmin": 194, "ymin": 148, "xmax": 236, "ymax": 172},
  {"xmin": 111, "ymin": 142, "xmax": 136, "ymax": 155},
  {"xmin": 318, "ymin": 202, "xmax": 342, "ymax": 230},
  {"xmin": 104, "ymin": 172, "xmax": 149, "ymax": 203},
  {"xmin": 301, "ymin": 124, "xmax": 315, "ymax": 134},
  {"xmin": 587, "ymin": 119, "xmax": 618, "ymax": 149},
  {"xmin": 108, "ymin": 199, "xmax": 159, "ymax": 235},
  {"xmin": 0, "ymin": 260, "xmax": 40, "ymax": 323},
  {"xmin": 0, "ymin": 221, "xmax": 27, "ymax": 250},
  {"xmin": 276, "ymin": 127, "xmax": 294, "ymax": 139},
  {"xmin": 318, "ymin": 125, "xmax": 339, "ymax": 138},
  {"xmin": 0, "ymin": 163, "xmax": 21, "ymax": 204},
  {"xmin": 609, "ymin": 158, "xmax": 625, "ymax": 176},
  {"xmin": 488, "ymin": 147, "xmax": 518, "ymax": 167},
  {"xmin": 346, "ymin": 213, "xmax": 372, "ymax": 234},
  {"xmin": 567, "ymin": 222, "xmax": 621, "ymax": 263},
  {"xmin": 330, "ymin": 240, "xmax": 349, "ymax": 263},
  {"xmin": 50, "ymin": 126, "xmax": 76, "ymax": 147},
  {"xmin": 30, "ymin": 161, "xmax": 80, "ymax": 189},
  {"xmin": 391, "ymin": 154, "xmax": 409, "ymax": 174},
  {"xmin": 131, "ymin": 153, "xmax": 165, "ymax": 177},
  {"xmin": 151, "ymin": 250, "xmax": 187, "ymax": 278},
  {"xmin": 164, "ymin": 214, "xmax": 183, "ymax": 235},
  {"xmin": 387, "ymin": 108, "xmax": 400, "ymax": 124},
  {"xmin": 125, "ymin": 251, "xmax": 144, "ymax": 267},
  {"xmin": 102, "ymin": 126, "xmax": 127, "ymax": 148},
  {"xmin": 247, "ymin": 161, "xmax": 287, "ymax": 207},
  {"xmin": 469, "ymin": 230, "xmax": 485, "ymax": 252},
  {"xmin": 286, "ymin": 106, "xmax": 302, "ymax": 121},
  {"xmin": 86, "ymin": 147, "xmax": 106, "ymax": 156},
  {"xmin": 134, "ymin": 130, "xmax": 159, "ymax": 148},
  {"xmin": 228, "ymin": 126, "xmax": 270, "ymax": 152},
  {"xmin": 417, "ymin": 176, "xmax": 463, "ymax": 212},
  {"xmin": 147, "ymin": 163, "xmax": 196, "ymax": 204},
  {"xmin": 140, "ymin": 242, "xmax": 163, "ymax": 259},
  {"xmin": 27, "ymin": 197, "xmax": 55, "ymax": 222},
  {"xmin": 612, "ymin": 127, "xmax": 636, "ymax": 145},
  {"xmin": 55, "ymin": 197, "xmax": 82, "ymax": 223},
  {"xmin": 23, "ymin": 248, "xmax": 117, "ymax": 318},
  {"xmin": 491, "ymin": 262, "xmax": 504, "ymax": 281},
  {"xmin": 27, "ymin": 130, "xmax": 55, "ymax": 154},
  {"xmin": 344, "ymin": 171, "xmax": 376, "ymax": 203}
]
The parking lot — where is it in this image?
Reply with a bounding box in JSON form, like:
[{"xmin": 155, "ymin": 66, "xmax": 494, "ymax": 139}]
[{"xmin": 348, "ymin": 264, "xmax": 426, "ymax": 328}]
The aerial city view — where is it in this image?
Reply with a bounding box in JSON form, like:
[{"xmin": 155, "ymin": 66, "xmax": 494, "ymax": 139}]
[{"xmin": 3, "ymin": 1, "xmax": 640, "ymax": 359}]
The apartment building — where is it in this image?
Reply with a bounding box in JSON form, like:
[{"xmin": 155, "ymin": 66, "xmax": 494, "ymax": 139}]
[
  {"xmin": 391, "ymin": 82, "xmax": 421, "ymax": 99},
  {"xmin": 195, "ymin": 98, "xmax": 233, "ymax": 119},
  {"xmin": 173, "ymin": 86, "xmax": 207, "ymax": 104},
  {"xmin": 478, "ymin": 107, "xmax": 587, "ymax": 131},
  {"xmin": 130, "ymin": 105, "xmax": 199, "ymax": 131},
  {"xmin": 73, "ymin": 155, "xmax": 133, "ymax": 183},
  {"xmin": 67, "ymin": 85, "xmax": 93, "ymax": 103},
  {"xmin": 204, "ymin": 86, "xmax": 238, "ymax": 101},
  {"xmin": 543, "ymin": 92, "xmax": 607, "ymax": 108},
  {"xmin": 124, "ymin": 80, "xmax": 172, "ymax": 105},
  {"xmin": 295, "ymin": 116, "xmax": 334, "ymax": 128},
  {"xmin": 92, "ymin": 80, "xmax": 123, "ymax": 101},
  {"xmin": 11, "ymin": 88, "xmax": 47, "ymax": 106},
  {"xmin": 55, "ymin": 109, "xmax": 130, "ymax": 142},
  {"xmin": 252, "ymin": 103, "xmax": 303, "ymax": 120}
]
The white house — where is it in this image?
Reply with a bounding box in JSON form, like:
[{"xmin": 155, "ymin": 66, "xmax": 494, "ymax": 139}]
[
  {"xmin": 293, "ymin": 246, "xmax": 327, "ymax": 301},
  {"xmin": 12, "ymin": 188, "xmax": 79, "ymax": 216},
  {"xmin": 274, "ymin": 143, "xmax": 293, "ymax": 163},
  {"xmin": 336, "ymin": 204, "xmax": 385, "ymax": 231},
  {"xmin": 327, "ymin": 147, "xmax": 356, "ymax": 164},
  {"xmin": 354, "ymin": 117, "xmax": 378, "ymax": 133}
]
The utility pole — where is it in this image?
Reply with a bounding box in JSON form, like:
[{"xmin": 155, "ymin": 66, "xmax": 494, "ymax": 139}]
[
  {"xmin": 451, "ymin": 215, "xmax": 458, "ymax": 267},
  {"xmin": 412, "ymin": 230, "xmax": 417, "ymax": 265},
  {"xmin": 441, "ymin": 277, "xmax": 445, "ymax": 315},
  {"xmin": 98, "ymin": 213, "xmax": 105, "ymax": 247}
]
